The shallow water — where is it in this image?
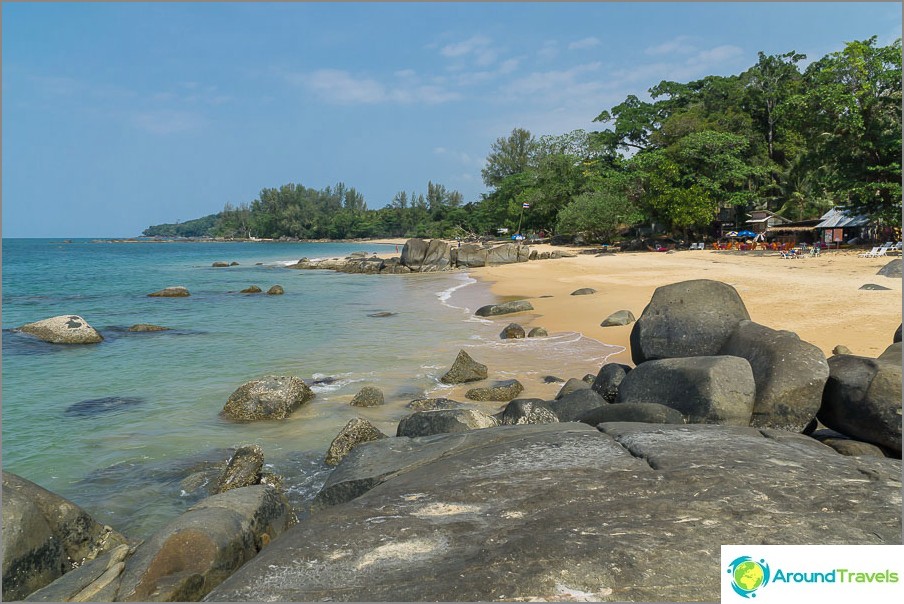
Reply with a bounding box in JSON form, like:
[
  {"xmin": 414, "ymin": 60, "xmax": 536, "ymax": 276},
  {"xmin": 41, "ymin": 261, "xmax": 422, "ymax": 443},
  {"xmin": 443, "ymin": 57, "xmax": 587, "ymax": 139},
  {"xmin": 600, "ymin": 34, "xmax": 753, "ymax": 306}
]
[{"xmin": 1, "ymin": 238, "xmax": 621, "ymax": 537}]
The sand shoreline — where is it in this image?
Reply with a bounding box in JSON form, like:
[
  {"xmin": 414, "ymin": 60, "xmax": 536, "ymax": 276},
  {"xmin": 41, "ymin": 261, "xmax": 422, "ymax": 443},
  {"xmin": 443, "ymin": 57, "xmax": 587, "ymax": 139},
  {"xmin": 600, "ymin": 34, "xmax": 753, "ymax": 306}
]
[{"xmin": 467, "ymin": 245, "xmax": 902, "ymax": 366}]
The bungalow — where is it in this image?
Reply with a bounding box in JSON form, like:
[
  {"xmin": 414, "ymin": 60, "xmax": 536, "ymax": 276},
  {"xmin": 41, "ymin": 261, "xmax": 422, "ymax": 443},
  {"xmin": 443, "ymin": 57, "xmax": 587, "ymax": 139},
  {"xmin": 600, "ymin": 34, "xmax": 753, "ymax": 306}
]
[
  {"xmin": 813, "ymin": 207, "xmax": 871, "ymax": 246},
  {"xmin": 744, "ymin": 210, "xmax": 791, "ymax": 234}
]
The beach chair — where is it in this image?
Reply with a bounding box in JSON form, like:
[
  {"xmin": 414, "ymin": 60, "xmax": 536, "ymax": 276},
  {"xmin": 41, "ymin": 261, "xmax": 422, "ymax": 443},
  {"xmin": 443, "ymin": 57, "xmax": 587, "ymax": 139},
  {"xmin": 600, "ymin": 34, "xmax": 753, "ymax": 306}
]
[
  {"xmin": 858, "ymin": 247, "xmax": 880, "ymax": 258},
  {"xmin": 780, "ymin": 249, "xmax": 797, "ymax": 259},
  {"xmin": 873, "ymin": 245, "xmax": 891, "ymax": 257}
]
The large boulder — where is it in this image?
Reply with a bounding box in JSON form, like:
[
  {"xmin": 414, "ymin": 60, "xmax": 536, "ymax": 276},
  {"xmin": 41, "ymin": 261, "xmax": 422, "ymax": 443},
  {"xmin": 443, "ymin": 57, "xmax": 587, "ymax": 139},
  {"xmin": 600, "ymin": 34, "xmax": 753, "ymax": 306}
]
[
  {"xmin": 406, "ymin": 398, "xmax": 464, "ymax": 411},
  {"xmin": 213, "ymin": 445, "xmax": 264, "ymax": 494},
  {"xmin": 324, "ymin": 418, "xmax": 388, "ymax": 466},
  {"xmin": 474, "ymin": 300, "xmax": 534, "ymax": 317},
  {"xmin": 207, "ymin": 423, "xmax": 901, "ymax": 602},
  {"xmin": 465, "ymin": 379, "xmax": 524, "ymax": 402},
  {"xmin": 547, "ymin": 388, "xmax": 606, "ymax": 422},
  {"xmin": 877, "ymin": 259, "xmax": 901, "ymax": 278},
  {"xmin": 116, "ymin": 485, "xmax": 293, "ymax": 602},
  {"xmin": 498, "ymin": 399, "xmax": 559, "ymax": 425},
  {"xmin": 400, "ymin": 239, "xmax": 451, "ymax": 272},
  {"xmin": 399, "ymin": 238, "xmax": 429, "ymax": 268},
  {"xmin": 615, "ymin": 356, "xmax": 756, "ymax": 426},
  {"xmin": 499, "ymin": 323, "xmax": 526, "ymax": 339},
  {"xmin": 486, "ymin": 243, "xmax": 530, "ymax": 265},
  {"xmin": 148, "ymin": 286, "xmax": 190, "ymax": 297},
  {"xmin": 719, "ymin": 320, "xmax": 829, "ymax": 432},
  {"xmin": 396, "ymin": 409, "xmax": 499, "ymax": 438},
  {"xmin": 439, "ymin": 350, "xmax": 487, "ymax": 384},
  {"xmin": 221, "ymin": 376, "xmax": 314, "ymax": 421},
  {"xmin": 24, "ymin": 544, "xmax": 130, "ymax": 603},
  {"xmin": 349, "ymin": 386, "xmax": 384, "ymax": 408},
  {"xmin": 576, "ymin": 403, "xmax": 686, "ymax": 426},
  {"xmin": 554, "ymin": 377, "xmax": 591, "ymax": 399},
  {"xmin": 590, "ymin": 363, "xmax": 630, "ymax": 403},
  {"xmin": 17, "ymin": 315, "xmax": 103, "ymax": 344},
  {"xmin": 817, "ymin": 353, "xmax": 902, "ymax": 454},
  {"xmin": 629, "ymin": 279, "xmax": 750, "ymax": 364},
  {"xmin": 601, "ymin": 310, "xmax": 636, "ymax": 327},
  {"xmin": 455, "ymin": 244, "xmax": 488, "ymax": 268},
  {"xmin": 2, "ymin": 472, "xmax": 128, "ymax": 601}
]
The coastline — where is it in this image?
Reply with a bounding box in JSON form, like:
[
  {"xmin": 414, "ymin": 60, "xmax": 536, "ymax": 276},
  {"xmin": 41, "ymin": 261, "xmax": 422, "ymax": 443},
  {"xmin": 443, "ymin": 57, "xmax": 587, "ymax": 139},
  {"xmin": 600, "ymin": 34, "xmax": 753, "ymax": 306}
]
[{"xmin": 467, "ymin": 245, "xmax": 902, "ymax": 364}]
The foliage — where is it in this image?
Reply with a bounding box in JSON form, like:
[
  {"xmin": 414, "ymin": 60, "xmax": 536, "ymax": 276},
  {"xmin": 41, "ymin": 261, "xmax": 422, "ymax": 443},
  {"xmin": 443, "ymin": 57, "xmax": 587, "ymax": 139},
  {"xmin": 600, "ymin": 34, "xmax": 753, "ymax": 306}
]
[
  {"xmin": 556, "ymin": 190, "xmax": 643, "ymax": 242},
  {"xmin": 143, "ymin": 214, "xmax": 220, "ymax": 238}
]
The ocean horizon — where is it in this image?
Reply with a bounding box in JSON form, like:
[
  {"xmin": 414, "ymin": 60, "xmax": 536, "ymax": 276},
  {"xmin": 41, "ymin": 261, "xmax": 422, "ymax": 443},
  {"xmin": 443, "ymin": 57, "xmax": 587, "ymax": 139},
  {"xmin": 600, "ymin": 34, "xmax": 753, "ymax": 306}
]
[{"xmin": 1, "ymin": 238, "xmax": 621, "ymax": 538}]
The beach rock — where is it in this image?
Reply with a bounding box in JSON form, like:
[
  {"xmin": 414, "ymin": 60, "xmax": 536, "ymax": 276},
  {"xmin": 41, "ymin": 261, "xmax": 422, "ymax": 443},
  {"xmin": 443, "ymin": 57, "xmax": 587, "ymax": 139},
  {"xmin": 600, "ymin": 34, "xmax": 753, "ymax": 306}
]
[
  {"xmin": 2, "ymin": 471, "xmax": 128, "ymax": 601},
  {"xmin": 345, "ymin": 258, "xmax": 385, "ymax": 274},
  {"xmin": 396, "ymin": 409, "xmax": 499, "ymax": 438},
  {"xmin": 527, "ymin": 327, "xmax": 548, "ymax": 337},
  {"xmin": 127, "ymin": 324, "xmax": 170, "ymax": 332},
  {"xmin": 439, "ymin": 350, "xmax": 487, "ymax": 384},
  {"xmin": 859, "ymin": 283, "xmax": 890, "ymax": 290},
  {"xmin": 878, "ymin": 341, "xmax": 901, "ymax": 365},
  {"xmin": 465, "ymin": 379, "xmax": 524, "ymax": 402},
  {"xmin": 350, "ymin": 386, "xmax": 384, "ymax": 408},
  {"xmin": 590, "ymin": 363, "xmax": 630, "ymax": 402},
  {"xmin": 894, "ymin": 323, "xmax": 902, "ymax": 343},
  {"xmin": 538, "ymin": 251, "xmax": 550, "ymax": 259},
  {"xmin": 24, "ymin": 544, "xmax": 130, "ymax": 603},
  {"xmin": 367, "ymin": 311, "xmax": 396, "ymax": 318},
  {"xmin": 65, "ymin": 396, "xmax": 145, "ymax": 417},
  {"xmin": 266, "ymin": 285, "xmax": 284, "ymax": 295},
  {"xmin": 547, "ymin": 388, "xmax": 606, "ymax": 422},
  {"xmin": 406, "ymin": 398, "xmax": 464, "ymax": 411},
  {"xmin": 213, "ymin": 445, "xmax": 264, "ymax": 494},
  {"xmin": 809, "ymin": 429, "xmax": 891, "ymax": 458},
  {"xmin": 17, "ymin": 315, "xmax": 103, "ymax": 345},
  {"xmin": 719, "ymin": 320, "xmax": 829, "ymax": 432},
  {"xmin": 400, "ymin": 238, "xmax": 429, "ymax": 268},
  {"xmin": 212, "ymin": 262, "xmax": 230, "ymax": 267},
  {"xmin": 529, "ymin": 249, "xmax": 539, "ymax": 260},
  {"xmin": 148, "ymin": 286, "xmax": 190, "ymax": 297},
  {"xmin": 615, "ymin": 356, "xmax": 756, "ymax": 426},
  {"xmin": 582, "ymin": 373, "xmax": 596, "ymax": 383},
  {"xmin": 877, "ymin": 259, "xmax": 901, "ymax": 278},
  {"xmin": 486, "ymin": 243, "xmax": 529, "ymax": 265},
  {"xmin": 325, "ymin": 418, "xmax": 387, "ymax": 466},
  {"xmin": 554, "ymin": 377, "xmax": 591, "ymax": 399},
  {"xmin": 499, "ymin": 399, "xmax": 559, "ymax": 425},
  {"xmin": 601, "ymin": 310, "xmax": 636, "ymax": 327},
  {"xmin": 833, "ymin": 345, "xmax": 852, "ymax": 355},
  {"xmin": 629, "ymin": 279, "xmax": 750, "ymax": 364},
  {"xmin": 570, "ymin": 288, "xmax": 597, "ymax": 296},
  {"xmin": 542, "ymin": 375, "xmax": 565, "ymax": 383},
  {"xmin": 817, "ymin": 353, "xmax": 902, "ymax": 454},
  {"xmin": 499, "ymin": 323, "xmax": 526, "ymax": 339},
  {"xmin": 221, "ymin": 375, "xmax": 314, "ymax": 421},
  {"xmin": 455, "ymin": 244, "xmax": 489, "ymax": 268},
  {"xmin": 230, "ymin": 262, "xmax": 239, "ymax": 266},
  {"xmin": 422, "ymin": 239, "xmax": 453, "ymax": 271},
  {"xmin": 474, "ymin": 299, "xmax": 534, "ymax": 317},
  {"xmin": 577, "ymin": 403, "xmax": 686, "ymax": 426},
  {"xmin": 240, "ymin": 285, "xmax": 262, "ymax": 294},
  {"xmin": 207, "ymin": 422, "xmax": 901, "ymax": 602},
  {"xmin": 116, "ymin": 485, "xmax": 292, "ymax": 602},
  {"xmin": 379, "ymin": 263, "xmax": 412, "ymax": 274}
]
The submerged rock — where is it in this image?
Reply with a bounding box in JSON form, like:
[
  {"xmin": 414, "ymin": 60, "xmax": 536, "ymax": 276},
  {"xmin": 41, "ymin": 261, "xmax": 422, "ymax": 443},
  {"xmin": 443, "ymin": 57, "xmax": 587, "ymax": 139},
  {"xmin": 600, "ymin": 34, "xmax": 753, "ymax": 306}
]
[
  {"xmin": 474, "ymin": 300, "xmax": 534, "ymax": 317},
  {"xmin": 349, "ymin": 386, "xmax": 384, "ymax": 408},
  {"xmin": 65, "ymin": 396, "xmax": 145, "ymax": 417},
  {"xmin": 213, "ymin": 445, "xmax": 265, "ymax": 494},
  {"xmin": 221, "ymin": 376, "xmax": 314, "ymax": 421},
  {"xmin": 266, "ymin": 285, "xmax": 284, "ymax": 295},
  {"xmin": 127, "ymin": 324, "xmax": 170, "ymax": 332},
  {"xmin": 147, "ymin": 286, "xmax": 190, "ymax": 297}
]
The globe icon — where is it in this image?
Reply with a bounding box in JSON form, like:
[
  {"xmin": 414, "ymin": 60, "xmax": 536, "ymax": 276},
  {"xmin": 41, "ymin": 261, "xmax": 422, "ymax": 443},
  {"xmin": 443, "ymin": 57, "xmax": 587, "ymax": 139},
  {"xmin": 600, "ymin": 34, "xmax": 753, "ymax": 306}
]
[{"xmin": 733, "ymin": 560, "xmax": 765, "ymax": 592}]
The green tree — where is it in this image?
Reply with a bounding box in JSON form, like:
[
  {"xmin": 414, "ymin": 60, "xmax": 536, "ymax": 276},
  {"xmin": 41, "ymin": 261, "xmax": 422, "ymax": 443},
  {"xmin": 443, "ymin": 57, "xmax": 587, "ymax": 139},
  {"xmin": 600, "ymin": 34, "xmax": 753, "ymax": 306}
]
[
  {"xmin": 481, "ymin": 128, "xmax": 538, "ymax": 188},
  {"xmin": 556, "ymin": 190, "xmax": 643, "ymax": 242}
]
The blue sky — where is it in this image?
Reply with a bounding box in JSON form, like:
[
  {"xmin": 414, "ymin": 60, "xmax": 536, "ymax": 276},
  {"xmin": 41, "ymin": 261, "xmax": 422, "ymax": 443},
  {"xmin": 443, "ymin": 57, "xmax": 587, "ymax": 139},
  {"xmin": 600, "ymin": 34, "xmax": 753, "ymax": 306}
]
[{"xmin": 2, "ymin": 2, "xmax": 900, "ymax": 238}]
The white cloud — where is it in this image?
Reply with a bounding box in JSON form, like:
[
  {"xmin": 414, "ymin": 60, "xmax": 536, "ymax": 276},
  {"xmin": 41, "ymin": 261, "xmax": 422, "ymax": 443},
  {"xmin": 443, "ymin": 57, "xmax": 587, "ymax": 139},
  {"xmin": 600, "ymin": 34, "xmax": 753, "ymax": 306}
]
[
  {"xmin": 689, "ymin": 45, "xmax": 744, "ymax": 66},
  {"xmin": 441, "ymin": 35, "xmax": 492, "ymax": 58},
  {"xmin": 537, "ymin": 40, "xmax": 559, "ymax": 60},
  {"xmin": 645, "ymin": 35, "xmax": 698, "ymax": 56},
  {"xmin": 132, "ymin": 110, "xmax": 205, "ymax": 135},
  {"xmin": 505, "ymin": 62, "xmax": 602, "ymax": 98},
  {"xmin": 292, "ymin": 69, "xmax": 459, "ymax": 105},
  {"xmin": 568, "ymin": 37, "xmax": 601, "ymax": 51}
]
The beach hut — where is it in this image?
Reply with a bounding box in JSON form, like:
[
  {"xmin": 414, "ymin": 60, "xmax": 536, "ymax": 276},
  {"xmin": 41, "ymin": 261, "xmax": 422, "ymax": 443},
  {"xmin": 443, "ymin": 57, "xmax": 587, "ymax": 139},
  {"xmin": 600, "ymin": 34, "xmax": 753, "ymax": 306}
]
[
  {"xmin": 764, "ymin": 218, "xmax": 821, "ymax": 248},
  {"xmin": 813, "ymin": 207, "xmax": 871, "ymax": 247},
  {"xmin": 745, "ymin": 210, "xmax": 791, "ymax": 234}
]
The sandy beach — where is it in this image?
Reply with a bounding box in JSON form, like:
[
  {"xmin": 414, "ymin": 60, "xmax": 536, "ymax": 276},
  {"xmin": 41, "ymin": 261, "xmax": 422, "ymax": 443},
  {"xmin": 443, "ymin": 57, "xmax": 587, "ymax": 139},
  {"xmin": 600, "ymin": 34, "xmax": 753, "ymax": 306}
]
[{"xmin": 469, "ymin": 245, "xmax": 902, "ymax": 366}]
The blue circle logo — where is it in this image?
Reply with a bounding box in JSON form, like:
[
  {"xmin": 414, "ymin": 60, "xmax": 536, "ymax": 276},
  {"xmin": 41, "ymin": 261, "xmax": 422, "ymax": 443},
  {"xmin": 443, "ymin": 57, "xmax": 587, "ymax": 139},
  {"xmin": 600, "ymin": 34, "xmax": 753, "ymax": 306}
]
[{"xmin": 727, "ymin": 556, "xmax": 771, "ymax": 598}]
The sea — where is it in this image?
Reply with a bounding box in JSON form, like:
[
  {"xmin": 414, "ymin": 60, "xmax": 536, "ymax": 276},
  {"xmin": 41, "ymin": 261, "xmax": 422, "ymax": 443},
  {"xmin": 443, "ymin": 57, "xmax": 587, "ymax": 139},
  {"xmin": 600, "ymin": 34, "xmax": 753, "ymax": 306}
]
[{"xmin": 1, "ymin": 238, "xmax": 621, "ymax": 538}]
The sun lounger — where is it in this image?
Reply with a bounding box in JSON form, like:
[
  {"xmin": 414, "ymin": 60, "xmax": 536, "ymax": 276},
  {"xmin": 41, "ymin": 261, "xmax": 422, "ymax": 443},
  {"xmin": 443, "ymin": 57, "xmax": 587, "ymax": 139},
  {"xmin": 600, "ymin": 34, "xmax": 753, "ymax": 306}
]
[{"xmin": 858, "ymin": 247, "xmax": 881, "ymax": 257}]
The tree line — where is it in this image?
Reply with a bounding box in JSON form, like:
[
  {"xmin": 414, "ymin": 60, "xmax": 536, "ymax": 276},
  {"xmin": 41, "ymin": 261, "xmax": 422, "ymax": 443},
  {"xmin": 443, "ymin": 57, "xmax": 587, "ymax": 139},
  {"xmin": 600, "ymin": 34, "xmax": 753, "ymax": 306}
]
[{"xmin": 144, "ymin": 36, "xmax": 901, "ymax": 243}]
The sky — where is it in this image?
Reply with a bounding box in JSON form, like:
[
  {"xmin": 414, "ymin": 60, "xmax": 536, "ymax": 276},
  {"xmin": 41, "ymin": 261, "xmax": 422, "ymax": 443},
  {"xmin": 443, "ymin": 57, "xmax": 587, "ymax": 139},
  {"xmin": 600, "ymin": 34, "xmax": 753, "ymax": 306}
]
[{"xmin": 2, "ymin": 2, "xmax": 901, "ymax": 238}]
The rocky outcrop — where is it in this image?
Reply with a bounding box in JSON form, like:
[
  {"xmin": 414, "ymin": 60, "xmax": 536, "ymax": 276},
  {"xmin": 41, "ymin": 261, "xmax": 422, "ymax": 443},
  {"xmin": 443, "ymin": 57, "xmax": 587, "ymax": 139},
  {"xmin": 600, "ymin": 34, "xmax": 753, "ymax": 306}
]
[
  {"xmin": 486, "ymin": 243, "xmax": 530, "ymax": 265},
  {"xmin": 576, "ymin": 402, "xmax": 686, "ymax": 426},
  {"xmin": 240, "ymin": 285, "xmax": 262, "ymax": 294},
  {"xmin": 498, "ymin": 399, "xmax": 559, "ymax": 425},
  {"xmin": 719, "ymin": 320, "xmax": 829, "ymax": 431},
  {"xmin": 207, "ymin": 423, "xmax": 901, "ymax": 602},
  {"xmin": 213, "ymin": 445, "xmax": 264, "ymax": 494},
  {"xmin": 629, "ymin": 279, "xmax": 750, "ymax": 364},
  {"xmin": 396, "ymin": 409, "xmax": 499, "ymax": 438},
  {"xmin": 547, "ymin": 388, "xmax": 606, "ymax": 422},
  {"xmin": 349, "ymin": 386, "xmax": 384, "ymax": 408},
  {"xmin": 24, "ymin": 544, "xmax": 130, "ymax": 603},
  {"xmin": 499, "ymin": 323, "xmax": 526, "ymax": 339},
  {"xmin": 324, "ymin": 418, "xmax": 387, "ymax": 466},
  {"xmin": 17, "ymin": 315, "xmax": 103, "ymax": 344},
  {"xmin": 266, "ymin": 285, "xmax": 284, "ymax": 295},
  {"xmin": 116, "ymin": 485, "xmax": 292, "ymax": 602},
  {"xmin": 895, "ymin": 323, "xmax": 902, "ymax": 343},
  {"xmin": 570, "ymin": 288, "xmax": 596, "ymax": 296},
  {"xmin": 148, "ymin": 286, "xmax": 190, "ymax": 297},
  {"xmin": 590, "ymin": 363, "xmax": 630, "ymax": 402},
  {"xmin": 455, "ymin": 244, "xmax": 488, "ymax": 268},
  {"xmin": 615, "ymin": 356, "xmax": 756, "ymax": 425},
  {"xmin": 877, "ymin": 259, "xmax": 902, "ymax": 278},
  {"xmin": 2, "ymin": 471, "xmax": 128, "ymax": 601},
  {"xmin": 221, "ymin": 376, "xmax": 314, "ymax": 421},
  {"xmin": 465, "ymin": 379, "xmax": 524, "ymax": 402},
  {"xmin": 474, "ymin": 299, "xmax": 534, "ymax": 317},
  {"xmin": 601, "ymin": 310, "xmax": 636, "ymax": 327},
  {"xmin": 439, "ymin": 350, "xmax": 487, "ymax": 384},
  {"xmin": 554, "ymin": 377, "xmax": 591, "ymax": 399}
]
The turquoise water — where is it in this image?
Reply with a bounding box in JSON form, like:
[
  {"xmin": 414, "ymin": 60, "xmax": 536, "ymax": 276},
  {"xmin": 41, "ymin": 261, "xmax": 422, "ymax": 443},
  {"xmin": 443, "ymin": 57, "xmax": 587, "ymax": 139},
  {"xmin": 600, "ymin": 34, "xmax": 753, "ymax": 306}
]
[{"xmin": 2, "ymin": 238, "xmax": 619, "ymax": 537}]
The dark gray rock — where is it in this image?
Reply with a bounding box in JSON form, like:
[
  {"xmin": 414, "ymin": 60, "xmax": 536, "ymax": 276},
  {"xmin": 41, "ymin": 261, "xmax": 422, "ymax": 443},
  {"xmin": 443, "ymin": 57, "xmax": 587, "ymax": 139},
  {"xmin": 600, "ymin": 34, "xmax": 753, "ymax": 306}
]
[
  {"xmin": 325, "ymin": 418, "xmax": 387, "ymax": 466},
  {"xmin": 877, "ymin": 259, "xmax": 902, "ymax": 278},
  {"xmin": 542, "ymin": 375, "xmax": 564, "ymax": 383},
  {"xmin": 128, "ymin": 323, "xmax": 170, "ymax": 332},
  {"xmin": 465, "ymin": 379, "xmax": 524, "ymax": 402},
  {"xmin": 221, "ymin": 375, "xmax": 315, "ymax": 421},
  {"xmin": 439, "ymin": 350, "xmax": 487, "ymax": 384},
  {"xmin": 230, "ymin": 262, "xmax": 239, "ymax": 266},
  {"xmin": 212, "ymin": 262, "xmax": 230, "ymax": 267},
  {"xmin": 527, "ymin": 327, "xmax": 548, "ymax": 337},
  {"xmin": 601, "ymin": 310, "xmax": 636, "ymax": 327},
  {"xmin": 474, "ymin": 299, "xmax": 534, "ymax": 317},
  {"xmin": 895, "ymin": 323, "xmax": 902, "ymax": 343},
  {"xmin": 422, "ymin": 239, "xmax": 453, "ymax": 271},
  {"xmin": 116, "ymin": 485, "xmax": 293, "ymax": 602},
  {"xmin": 455, "ymin": 244, "xmax": 488, "ymax": 268},
  {"xmin": 214, "ymin": 445, "xmax": 264, "ymax": 494},
  {"xmin": 554, "ymin": 377, "xmax": 590, "ymax": 399},
  {"xmin": 399, "ymin": 238, "xmax": 428, "ymax": 268},
  {"xmin": 582, "ymin": 373, "xmax": 596, "ymax": 383},
  {"xmin": 859, "ymin": 283, "xmax": 891, "ymax": 290},
  {"xmin": 17, "ymin": 315, "xmax": 104, "ymax": 344},
  {"xmin": 818, "ymin": 353, "xmax": 902, "ymax": 454},
  {"xmin": 367, "ymin": 311, "xmax": 396, "ymax": 318},
  {"xmin": 350, "ymin": 386, "xmax": 384, "ymax": 408},
  {"xmin": 148, "ymin": 286, "xmax": 190, "ymax": 297},
  {"xmin": 719, "ymin": 320, "xmax": 829, "ymax": 432},
  {"xmin": 406, "ymin": 398, "xmax": 464, "ymax": 411},
  {"xmin": 499, "ymin": 399, "xmax": 559, "ymax": 425},
  {"xmin": 499, "ymin": 323, "xmax": 526, "ymax": 339},
  {"xmin": 207, "ymin": 423, "xmax": 901, "ymax": 603},
  {"xmin": 240, "ymin": 285, "xmax": 262, "ymax": 294},
  {"xmin": 2, "ymin": 471, "xmax": 128, "ymax": 601},
  {"xmin": 809, "ymin": 429, "xmax": 891, "ymax": 458},
  {"xmin": 396, "ymin": 409, "xmax": 498, "ymax": 438},
  {"xmin": 615, "ymin": 356, "xmax": 755, "ymax": 425},
  {"xmin": 547, "ymin": 388, "xmax": 606, "ymax": 422},
  {"xmin": 590, "ymin": 363, "xmax": 630, "ymax": 402},
  {"xmin": 570, "ymin": 288, "xmax": 597, "ymax": 296},
  {"xmin": 577, "ymin": 402, "xmax": 685, "ymax": 426},
  {"xmin": 24, "ymin": 544, "xmax": 130, "ymax": 603},
  {"xmin": 833, "ymin": 345, "xmax": 853, "ymax": 355},
  {"xmin": 486, "ymin": 243, "xmax": 529, "ymax": 265},
  {"xmin": 266, "ymin": 285, "xmax": 284, "ymax": 295},
  {"xmin": 629, "ymin": 279, "xmax": 750, "ymax": 364},
  {"xmin": 65, "ymin": 396, "xmax": 145, "ymax": 417},
  {"xmin": 879, "ymin": 341, "xmax": 902, "ymax": 366}
]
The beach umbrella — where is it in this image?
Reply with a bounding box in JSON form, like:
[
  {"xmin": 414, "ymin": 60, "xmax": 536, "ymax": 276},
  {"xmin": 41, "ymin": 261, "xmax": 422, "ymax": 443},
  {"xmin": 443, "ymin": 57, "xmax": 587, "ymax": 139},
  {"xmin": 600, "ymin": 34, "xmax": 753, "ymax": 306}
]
[
  {"xmin": 725, "ymin": 231, "xmax": 739, "ymax": 238},
  {"xmin": 736, "ymin": 230, "xmax": 757, "ymax": 238}
]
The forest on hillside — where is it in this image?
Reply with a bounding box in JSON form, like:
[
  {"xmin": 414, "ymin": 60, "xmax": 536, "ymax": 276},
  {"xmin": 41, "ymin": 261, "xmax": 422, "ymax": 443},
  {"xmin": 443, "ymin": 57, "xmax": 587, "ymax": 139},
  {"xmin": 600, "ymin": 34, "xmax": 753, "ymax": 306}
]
[{"xmin": 144, "ymin": 37, "xmax": 901, "ymax": 242}]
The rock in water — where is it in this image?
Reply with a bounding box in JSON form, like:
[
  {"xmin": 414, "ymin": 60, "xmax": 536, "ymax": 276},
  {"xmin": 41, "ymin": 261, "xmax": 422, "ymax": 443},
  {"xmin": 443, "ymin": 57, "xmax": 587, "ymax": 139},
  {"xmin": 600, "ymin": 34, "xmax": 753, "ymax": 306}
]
[
  {"xmin": 406, "ymin": 398, "xmax": 464, "ymax": 411},
  {"xmin": 267, "ymin": 285, "xmax": 284, "ymax": 295},
  {"xmin": 221, "ymin": 376, "xmax": 314, "ymax": 421},
  {"xmin": 240, "ymin": 285, "xmax": 262, "ymax": 294},
  {"xmin": 350, "ymin": 386, "xmax": 384, "ymax": 408},
  {"xmin": 325, "ymin": 418, "xmax": 387, "ymax": 466},
  {"xmin": 396, "ymin": 409, "xmax": 499, "ymax": 437},
  {"xmin": 499, "ymin": 323, "xmax": 526, "ymax": 339},
  {"xmin": 465, "ymin": 379, "xmax": 524, "ymax": 402},
  {"xmin": 65, "ymin": 396, "xmax": 145, "ymax": 417},
  {"xmin": 127, "ymin": 324, "xmax": 170, "ymax": 332},
  {"xmin": 214, "ymin": 445, "xmax": 265, "ymax": 494},
  {"xmin": 17, "ymin": 315, "xmax": 103, "ymax": 344},
  {"xmin": 474, "ymin": 300, "xmax": 534, "ymax": 317},
  {"xmin": 147, "ymin": 286, "xmax": 190, "ymax": 297},
  {"xmin": 439, "ymin": 350, "xmax": 487, "ymax": 384},
  {"xmin": 527, "ymin": 327, "xmax": 548, "ymax": 337}
]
